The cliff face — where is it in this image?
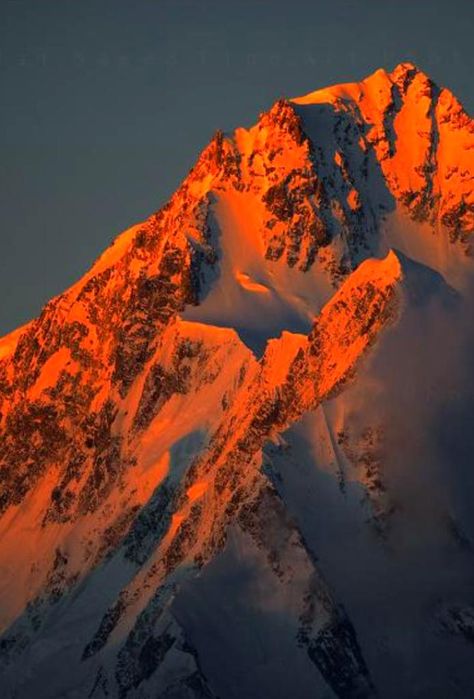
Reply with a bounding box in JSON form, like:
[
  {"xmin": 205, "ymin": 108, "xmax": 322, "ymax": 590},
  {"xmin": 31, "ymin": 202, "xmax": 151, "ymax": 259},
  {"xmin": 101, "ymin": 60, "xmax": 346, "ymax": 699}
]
[{"xmin": 1, "ymin": 64, "xmax": 474, "ymax": 698}]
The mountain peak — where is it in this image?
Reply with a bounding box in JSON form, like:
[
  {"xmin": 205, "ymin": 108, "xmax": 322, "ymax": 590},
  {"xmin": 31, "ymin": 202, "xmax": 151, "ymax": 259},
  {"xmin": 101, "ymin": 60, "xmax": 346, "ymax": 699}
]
[
  {"xmin": 292, "ymin": 61, "xmax": 431, "ymax": 106},
  {"xmin": 390, "ymin": 60, "xmax": 419, "ymax": 76},
  {"xmin": 1, "ymin": 65, "xmax": 474, "ymax": 698}
]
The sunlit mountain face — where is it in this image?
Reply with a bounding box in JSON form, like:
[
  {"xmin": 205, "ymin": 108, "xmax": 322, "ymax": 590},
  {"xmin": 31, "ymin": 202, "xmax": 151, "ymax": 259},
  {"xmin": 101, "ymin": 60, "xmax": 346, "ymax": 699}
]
[{"xmin": 1, "ymin": 63, "xmax": 474, "ymax": 698}]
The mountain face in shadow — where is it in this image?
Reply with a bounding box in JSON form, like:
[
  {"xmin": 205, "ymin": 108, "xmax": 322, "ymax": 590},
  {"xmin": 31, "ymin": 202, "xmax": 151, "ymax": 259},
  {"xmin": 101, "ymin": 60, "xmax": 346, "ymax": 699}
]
[{"xmin": 0, "ymin": 63, "xmax": 474, "ymax": 698}]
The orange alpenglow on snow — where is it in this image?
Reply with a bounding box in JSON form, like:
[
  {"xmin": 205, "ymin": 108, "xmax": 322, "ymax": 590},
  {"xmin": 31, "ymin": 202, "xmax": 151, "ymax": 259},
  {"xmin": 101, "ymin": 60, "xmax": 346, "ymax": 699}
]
[{"xmin": 0, "ymin": 64, "xmax": 473, "ymax": 699}]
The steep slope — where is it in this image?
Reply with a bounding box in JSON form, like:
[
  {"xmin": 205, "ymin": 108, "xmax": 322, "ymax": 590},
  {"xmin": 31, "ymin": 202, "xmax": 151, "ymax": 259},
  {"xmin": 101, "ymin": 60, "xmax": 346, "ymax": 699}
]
[
  {"xmin": 0, "ymin": 252, "xmax": 402, "ymax": 698},
  {"xmin": 264, "ymin": 256, "xmax": 474, "ymax": 698},
  {"xmin": 0, "ymin": 64, "xmax": 474, "ymax": 698}
]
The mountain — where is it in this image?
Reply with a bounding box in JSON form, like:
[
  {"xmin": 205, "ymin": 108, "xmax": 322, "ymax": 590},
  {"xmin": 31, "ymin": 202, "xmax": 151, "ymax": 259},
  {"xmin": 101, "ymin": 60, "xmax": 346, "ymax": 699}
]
[{"xmin": 1, "ymin": 62, "xmax": 474, "ymax": 698}]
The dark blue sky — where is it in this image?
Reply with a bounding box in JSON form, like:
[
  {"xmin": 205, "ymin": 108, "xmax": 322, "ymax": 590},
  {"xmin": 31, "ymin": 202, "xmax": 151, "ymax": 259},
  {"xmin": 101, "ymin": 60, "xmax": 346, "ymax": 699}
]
[{"xmin": 1, "ymin": 0, "xmax": 473, "ymax": 334}]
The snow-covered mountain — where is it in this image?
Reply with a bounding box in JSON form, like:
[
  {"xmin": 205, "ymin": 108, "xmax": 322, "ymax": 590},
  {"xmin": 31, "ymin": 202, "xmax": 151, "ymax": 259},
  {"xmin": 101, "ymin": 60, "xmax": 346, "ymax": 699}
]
[{"xmin": 1, "ymin": 63, "xmax": 474, "ymax": 698}]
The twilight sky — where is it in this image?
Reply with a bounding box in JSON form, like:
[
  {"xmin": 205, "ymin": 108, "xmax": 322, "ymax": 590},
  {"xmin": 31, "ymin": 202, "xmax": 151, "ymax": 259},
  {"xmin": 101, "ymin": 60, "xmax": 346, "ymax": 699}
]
[{"xmin": 1, "ymin": 0, "xmax": 473, "ymax": 334}]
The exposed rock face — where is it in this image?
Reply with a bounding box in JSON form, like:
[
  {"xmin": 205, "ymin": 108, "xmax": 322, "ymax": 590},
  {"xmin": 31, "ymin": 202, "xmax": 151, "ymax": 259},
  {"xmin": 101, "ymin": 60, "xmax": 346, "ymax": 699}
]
[{"xmin": 0, "ymin": 64, "xmax": 474, "ymax": 698}]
